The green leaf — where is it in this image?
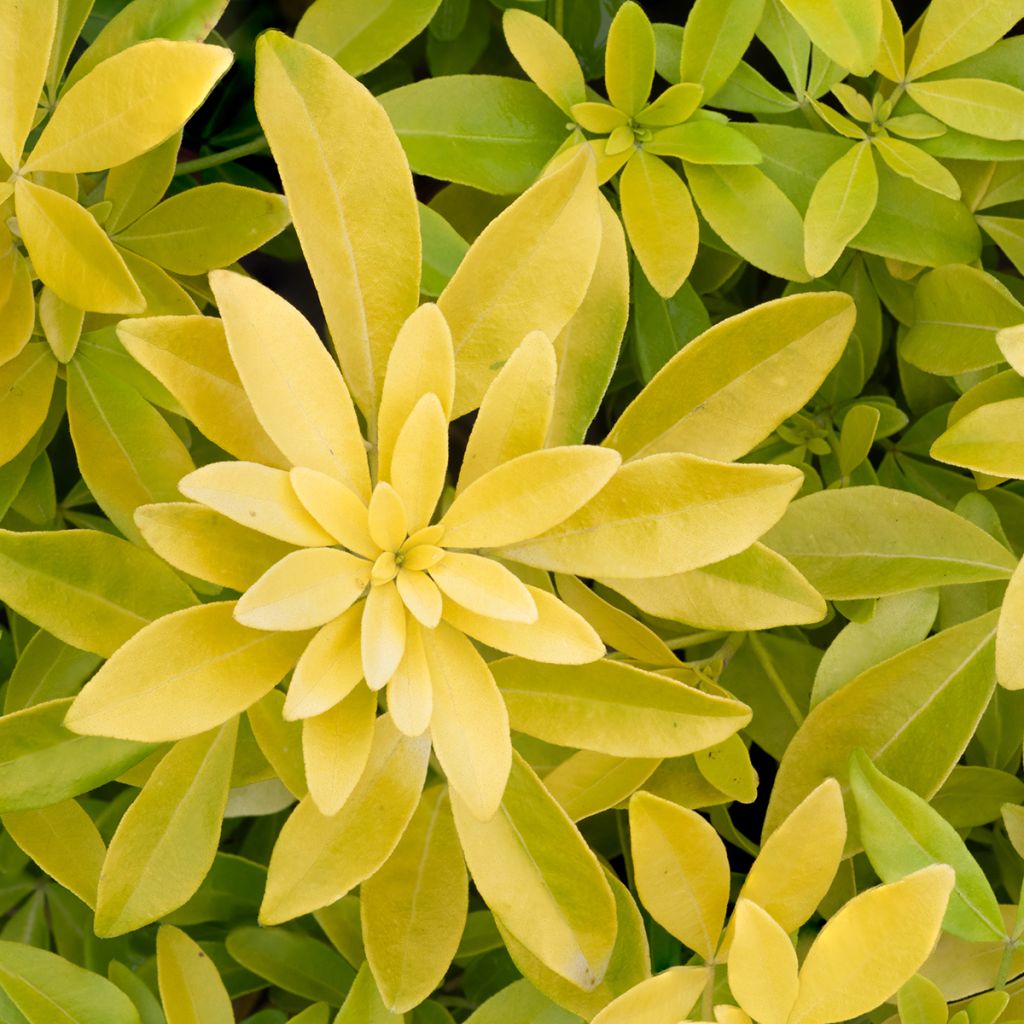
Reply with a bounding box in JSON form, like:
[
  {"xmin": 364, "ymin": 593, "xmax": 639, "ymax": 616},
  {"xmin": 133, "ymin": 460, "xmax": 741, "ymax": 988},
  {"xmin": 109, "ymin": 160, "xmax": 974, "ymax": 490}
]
[
  {"xmin": 630, "ymin": 271, "xmax": 709, "ymax": 384},
  {"xmin": 296, "ymin": 0, "xmax": 442, "ymax": 75},
  {"xmin": 764, "ymin": 611, "xmax": 998, "ymax": 844},
  {"xmin": 464, "ymin": 980, "xmax": 582, "ymax": 1024},
  {"xmin": 644, "ymin": 121, "xmax": 762, "ymax": 164},
  {"xmin": 0, "ymin": 699, "xmax": 155, "ymax": 814},
  {"xmin": 380, "ymin": 76, "xmax": 569, "ymax": 195},
  {"xmin": 850, "ymin": 751, "xmax": 1005, "ymax": 942},
  {"xmin": 680, "ymin": 0, "xmax": 765, "ymax": 100},
  {"xmin": 418, "ymin": 203, "xmax": 468, "ymax": 298},
  {"xmin": 95, "ymin": 721, "xmax": 237, "ymax": 936},
  {"xmin": 907, "ymin": 79, "xmax": 1024, "ymax": 142},
  {"xmin": 778, "ymin": 0, "xmax": 881, "ymax": 76},
  {"xmin": 0, "ymin": 528, "xmax": 196, "ymax": 659},
  {"xmin": 3, "ymin": 629, "xmax": 101, "ymax": 714},
  {"xmin": 334, "ymin": 963, "xmax": 402, "ymax": 1023},
  {"xmin": 763, "ymin": 487, "xmax": 1017, "ymax": 599}
]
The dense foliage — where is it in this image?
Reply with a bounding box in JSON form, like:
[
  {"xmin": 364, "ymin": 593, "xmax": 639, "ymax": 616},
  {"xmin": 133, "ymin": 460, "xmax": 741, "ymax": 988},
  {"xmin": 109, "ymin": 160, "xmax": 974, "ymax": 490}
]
[{"xmin": 3, "ymin": 0, "xmax": 1024, "ymax": 1021}]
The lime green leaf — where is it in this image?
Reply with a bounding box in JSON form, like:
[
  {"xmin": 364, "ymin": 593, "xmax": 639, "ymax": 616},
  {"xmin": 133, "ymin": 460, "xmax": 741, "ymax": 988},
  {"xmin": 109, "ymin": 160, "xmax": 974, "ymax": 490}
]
[
  {"xmin": 932, "ymin": 398, "xmax": 1024, "ymax": 479},
  {"xmin": 438, "ymin": 147, "xmax": 601, "ymax": 417},
  {"xmin": 256, "ymin": 31, "xmax": 420, "ymax": 422},
  {"xmin": 96, "ymin": 721, "xmax": 237, "ymax": 936},
  {"xmin": 38, "ymin": 286, "xmax": 83, "ymax": 363},
  {"xmin": 907, "ymin": 79, "xmax": 1024, "ymax": 142},
  {"xmin": 504, "ymin": 10, "xmax": 586, "ymax": 114},
  {"xmin": 804, "ymin": 143, "xmax": 878, "ymax": 278},
  {"xmin": 850, "ymin": 751, "xmax": 1004, "ymax": 943},
  {"xmin": 362, "ymin": 786, "xmax": 467, "ymax": 1013},
  {"xmin": 465, "ymin": 980, "xmax": 581, "ymax": 1024},
  {"xmin": 897, "ymin": 976, "xmax": 948, "ymax": 1024},
  {"xmin": 606, "ymin": 292, "xmax": 854, "ymax": 462},
  {"xmin": 979, "ymin": 215, "xmax": 1024, "ymax": 275},
  {"xmin": 296, "ymin": 0, "xmax": 441, "ymax": 75},
  {"xmin": 157, "ymin": 925, "xmax": 233, "ymax": 1024},
  {"xmin": 66, "ymin": 602, "xmax": 309, "ymax": 742},
  {"xmin": 764, "ymin": 612, "xmax": 998, "ymax": 841},
  {"xmin": 0, "ymin": 941, "xmax": 140, "ymax": 1024},
  {"xmin": 778, "ymin": 0, "xmax": 881, "ymax": 77},
  {"xmin": 0, "ymin": 528, "xmax": 196, "ymax": 658},
  {"xmin": 763, "ymin": 487, "xmax": 1016, "ymax": 599},
  {"xmin": 419, "ymin": 203, "xmax": 468, "ymax": 298},
  {"xmin": 115, "ymin": 184, "xmax": 289, "ymax": 274},
  {"xmin": 907, "ymin": 0, "xmax": 1024, "ymax": 79},
  {"xmin": 0, "ymin": 0, "xmax": 56, "ymax": 169},
  {"xmin": 494, "ymin": 658, "xmax": 750, "ymax": 757},
  {"xmin": 680, "ymin": 0, "xmax": 765, "ymax": 100},
  {"xmin": 3, "ymin": 629, "xmax": 101, "ymax": 714},
  {"xmin": 333, "ymin": 963, "xmax": 401, "ymax": 1023},
  {"xmin": 605, "ymin": 2, "xmax": 655, "ymax": 116},
  {"xmin": 0, "ymin": 698, "xmax": 155, "ymax": 814},
  {"xmin": 15, "ymin": 180, "xmax": 143, "ymax": 314},
  {"xmin": 27, "ymin": 41, "xmax": 231, "ymax": 173},
  {"xmin": 629, "ymin": 791, "xmax": 728, "ymax": 958},
  {"xmin": 872, "ymin": 137, "xmax": 960, "ymax": 199},
  {"xmin": 644, "ymin": 121, "xmax": 762, "ymax": 163},
  {"xmin": 0, "ymin": 344, "xmax": 58, "ymax": 467},
  {"xmin": 452, "ymin": 751, "xmax": 617, "ymax": 990},
  {"xmin": 103, "ymin": 130, "xmax": 181, "ymax": 235},
  {"xmin": 380, "ymin": 76, "xmax": 569, "ymax": 195},
  {"xmin": 620, "ymin": 150, "xmax": 698, "ymax": 298},
  {"xmin": 261, "ymin": 716, "xmax": 430, "ymax": 924},
  {"xmin": 225, "ymin": 926, "xmax": 355, "ymax": 1004},
  {"xmin": 499, "ymin": 455, "xmax": 802, "ymax": 579}
]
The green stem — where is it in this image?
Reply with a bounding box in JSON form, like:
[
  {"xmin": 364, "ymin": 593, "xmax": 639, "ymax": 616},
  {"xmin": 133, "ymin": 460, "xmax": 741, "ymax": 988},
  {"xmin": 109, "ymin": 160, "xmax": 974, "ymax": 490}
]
[
  {"xmin": 174, "ymin": 135, "xmax": 269, "ymax": 176},
  {"xmin": 701, "ymin": 968, "xmax": 715, "ymax": 1019},
  {"xmin": 996, "ymin": 938, "xmax": 1017, "ymax": 990},
  {"xmin": 749, "ymin": 632, "xmax": 805, "ymax": 728},
  {"xmin": 553, "ymin": 0, "xmax": 565, "ymax": 35}
]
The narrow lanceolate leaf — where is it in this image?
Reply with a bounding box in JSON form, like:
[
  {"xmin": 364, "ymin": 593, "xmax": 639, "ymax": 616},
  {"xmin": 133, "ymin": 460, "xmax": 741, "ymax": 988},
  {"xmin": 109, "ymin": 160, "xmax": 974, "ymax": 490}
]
[
  {"xmin": 66, "ymin": 603, "xmax": 310, "ymax": 742},
  {"xmin": 157, "ymin": 925, "xmax": 234, "ymax": 1024},
  {"xmin": 493, "ymin": 658, "xmax": 750, "ymax": 757},
  {"xmin": 256, "ymin": 31, "xmax": 420, "ymax": 422},
  {"xmin": 15, "ymin": 180, "xmax": 143, "ymax": 314},
  {"xmin": 620, "ymin": 150, "xmax": 698, "ymax": 298},
  {"xmin": 438, "ymin": 147, "xmax": 602, "ymax": 417},
  {"xmin": 629, "ymin": 791, "xmax": 729, "ymax": 959},
  {"xmin": 0, "ymin": 528, "xmax": 196, "ymax": 658},
  {"xmin": 764, "ymin": 612, "xmax": 998, "ymax": 842},
  {"xmin": 907, "ymin": 79, "xmax": 1024, "ymax": 142},
  {"xmin": 0, "ymin": 0, "xmax": 56, "ymax": 168},
  {"xmin": 499, "ymin": 455, "xmax": 802, "ymax": 579},
  {"xmin": 452, "ymin": 752, "xmax": 617, "ymax": 991},
  {"xmin": 0, "ymin": 941, "xmax": 140, "ymax": 1024},
  {"xmin": 777, "ymin": 0, "xmax": 882, "ymax": 76},
  {"xmin": 789, "ymin": 867, "xmax": 955, "ymax": 1024},
  {"xmin": 763, "ymin": 487, "xmax": 1016, "ymax": 599},
  {"xmin": 680, "ymin": 0, "xmax": 766, "ymax": 100},
  {"xmin": 211, "ymin": 270, "xmax": 370, "ymax": 498},
  {"xmin": 850, "ymin": 752, "xmax": 1005, "ymax": 943},
  {"xmin": 95, "ymin": 721, "xmax": 237, "ymax": 936},
  {"xmin": 804, "ymin": 143, "xmax": 878, "ymax": 279},
  {"xmin": 362, "ymin": 786, "xmax": 468, "ymax": 1013},
  {"xmin": 605, "ymin": 292, "xmax": 854, "ymax": 461},
  {"xmin": 0, "ymin": 343, "xmax": 58, "ymax": 467},
  {"xmin": 261, "ymin": 717, "xmax": 430, "ymax": 924},
  {"xmin": 503, "ymin": 9, "xmax": 586, "ymax": 113},
  {"xmin": 0, "ymin": 699, "xmax": 155, "ymax": 814},
  {"xmin": 907, "ymin": 0, "xmax": 1024, "ymax": 80},
  {"xmin": 998, "ymin": 556, "xmax": 1024, "ymax": 691}
]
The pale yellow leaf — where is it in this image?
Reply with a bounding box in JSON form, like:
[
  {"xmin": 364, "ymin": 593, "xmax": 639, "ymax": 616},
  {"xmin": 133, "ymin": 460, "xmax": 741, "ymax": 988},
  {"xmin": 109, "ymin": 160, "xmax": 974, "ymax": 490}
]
[
  {"xmin": 997, "ymin": 556, "xmax": 1024, "ymax": 690},
  {"xmin": 907, "ymin": 79, "xmax": 1024, "ymax": 142},
  {"xmin": 362, "ymin": 581, "xmax": 407, "ymax": 689},
  {"xmin": 290, "ymin": 467, "xmax": 377, "ymax": 558},
  {"xmin": 303, "ymin": 685, "xmax": 375, "ymax": 815},
  {"xmin": 729, "ymin": 900, "xmax": 799, "ymax": 1024},
  {"xmin": 368, "ymin": 481, "xmax": 408, "ymax": 553},
  {"xmin": 38, "ymin": 285, "xmax": 83, "ymax": 363},
  {"xmin": 0, "ymin": 343, "xmax": 58, "ymax": 467},
  {"xmin": 390, "ymin": 393, "xmax": 448, "ymax": 532},
  {"xmin": 286, "ymin": 604, "xmax": 365, "ymax": 720},
  {"xmin": 0, "ymin": 252, "xmax": 38, "ymax": 364},
  {"xmin": 387, "ymin": 620, "xmax": 433, "ymax": 737},
  {"xmin": 591, "ymin": 966, "xmax": 708, "ymax": 1024},
  {"xmin": 778, "ymin": 0, "xmax": 881, "ymax": 76},
  {"xmin": 157, "ymin": 925, "xmax": 234, "ymax": 1024},
  {"xmin": 503, "ymin": 9, "xmax": 586, "ymax": 113},
  {"xmin": 0, "ymin": 0, "xmax": 56, "ymax": 168},
  {"xmin": 907, "ymin": 0, "xmax": 1024, "ymax": 79},
  {"xmin": 430, "ymin": 552, "xmax": 537, "ymax": 623}
]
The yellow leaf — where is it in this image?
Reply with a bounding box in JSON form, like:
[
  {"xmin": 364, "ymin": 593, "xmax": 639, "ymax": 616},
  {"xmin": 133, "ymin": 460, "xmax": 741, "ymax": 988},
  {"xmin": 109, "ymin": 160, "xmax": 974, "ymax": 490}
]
[
  {"xmin": 451, "ymin": 751, "xmax": 618, "ymax": 989},
  {"xmin": 388, "ymin": 619, "xmax": 433, "ymax": 737},
  {"xmin": 335, "ymin": 962, "xmax": 403, "ymax": 1024},
  {"xmin": 95, "ymin": 721, "xmax": 237, "ymax": 936},
  {"xmin": 907, "ymin": 79, "xmax": 1024, "ymax": 142},
  {"xmin": 620, "ymin": 150, "xmax": 698, "ymax": 297},
  {"xmin": 303, "ymin": 686, "xmax": 376, "ymax": 815},
  {"xmin": 872, "ymin": 136, "xmax": 960, "ymax": 199},
  {"xmin": 179, "ymin": 461, "xmax": 336, "ymax": 548},
  {"xmin": 15, "ymin": 179, "xmax": 143, "ymax": 314},
  {"xmin": 778, "ymin": 0, "xmax": 881, "ymax": 77},
  {"xmin": 604, "ymin": 1, "xmax": 655, "ymax": 116},
  {"xmin": 368, "ymin": 481, "xmax": 408, "ymax": 552},
  {"xmin": 390, "ymin": 394, "xmax": 448, "ymax": 532},
  {"xmin": 0, "ymin": 0, "xmax": 56, "ymax": 168},
  {"xmin": 444, "ymin": 584, "xmax": 604, "ymax": 664},
  {"xmin": 67, "ymin": 602, "xmax": 310, "ymax": 742},
  {"xmin": 136, "ymin": 502, "xmax": 296, "ymax": 592},
  {"xmin": 2, "ymin": 799, "xmax": 105, "ymax": 908},
  {"xmin": 103, "ymin": 130, "xmax": 181, "ymax": 235},
  {"xmin": 247, "ymin": 690, "xmax": 306, "ymax": 798},
  {"xmin": 629, "ymin": 791, "xmax": 729, "ymax": 958},
  {"xmin": 157, "ymin": 925, "xmax": 234, "ymax": 1024},
  {"xmin": 362, "ymin": 581, "xmax": 407, "ymax": 689},
  {"xmin": 255, "ymin": 31, "xmax": 420, "ymax": 422},
  {"xmin": 261, "ymin": 715, "xmax": 431, "ymax": 924},
  {"xmin": 499, "ymin": 454, "xmax": 802, "ymax": 579},
  {"xmin": 591, "ymin": 966, "xmax": 708, "ymax": 1024},
  {"xmin": 907, "ymin": 0, "xmax": 1024, "ymax": 80},
  {"xmin": 117, "ymin": 316, "xmax": 287, "ymax": 467},
  {"xmin": 286, "ymin": 605, "xmax": 365, "ymax": 720},
  {"xmin": 442, "ymin": 447, "xmax": 620, "ymax": 549},
  {"xmin": 0, "ymin": 250, "xmax": 37, "ymax": 365},
  {"xmin": 290, "ymin": 467, "xmax": 377, "ymax": 558},
  {"xmin": 38, "ymin": 285, "xmax": 83, "ymax": 363},
  {"xmin": 545, "ymin": 751, "xmax": 660, "ymax": 822},
  {"xmin": 26, "ymin": 40, "xmax": 231, "ymax": 173},
  {"xmin": 503, "ymin": 9, "xmax": 586, "ymax": 113},
  {"xmin": 0, "ymin": 343, "xmax": 58, "ymax": 467},
  {"xmin": 729, "ymin": 900, "xmax": 798, "ymax": 1024},
  {"xmin": 876, "ymin": 0, "xmax": 905, "ymax": 80},
  {"xmin": 997, "ymin": 556, "xmax": 1024, "ymax": 690},
  {"xmin": 362, "ymin": 786, "xmax": 468, "ymax": 1013},
  {"xmin": 431, "ymin": 552, "xmax": 537, "ymax": 623},
  {"xmin": 210, "ymin": 269, "xmax": 370, "ymax": 499},
  {"xmin": 377, "ymin": 303, "xmax": 455, "ymax": 480},
  {"xmin": 423, "ymin": 622, "xmax": 511, "ymax": 821},
  {"xmin": 790, "ymin": 866, "xmax": 955, "ymax": 1024},
  {"xmin": 458, "ymin": 331, "xmax": 556, "ymax": 492},
  {"xmin": 235, "ymin": 548, "xmax": 371, "ymax": 631},
  {"xmin": 438, "ymin": 147, "xmax": 602, "ymax": 417}
]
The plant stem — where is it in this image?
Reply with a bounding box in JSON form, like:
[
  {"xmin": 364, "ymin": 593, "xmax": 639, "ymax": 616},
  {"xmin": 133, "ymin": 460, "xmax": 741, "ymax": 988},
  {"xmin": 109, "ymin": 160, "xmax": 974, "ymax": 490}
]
[
  {"xmin": 174, "ymin": 135, "xmax": 269, "ymax": 176},
  {"xmin": 995, "ymin": 938, "xmax": 1017, "ymax": 990}
]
